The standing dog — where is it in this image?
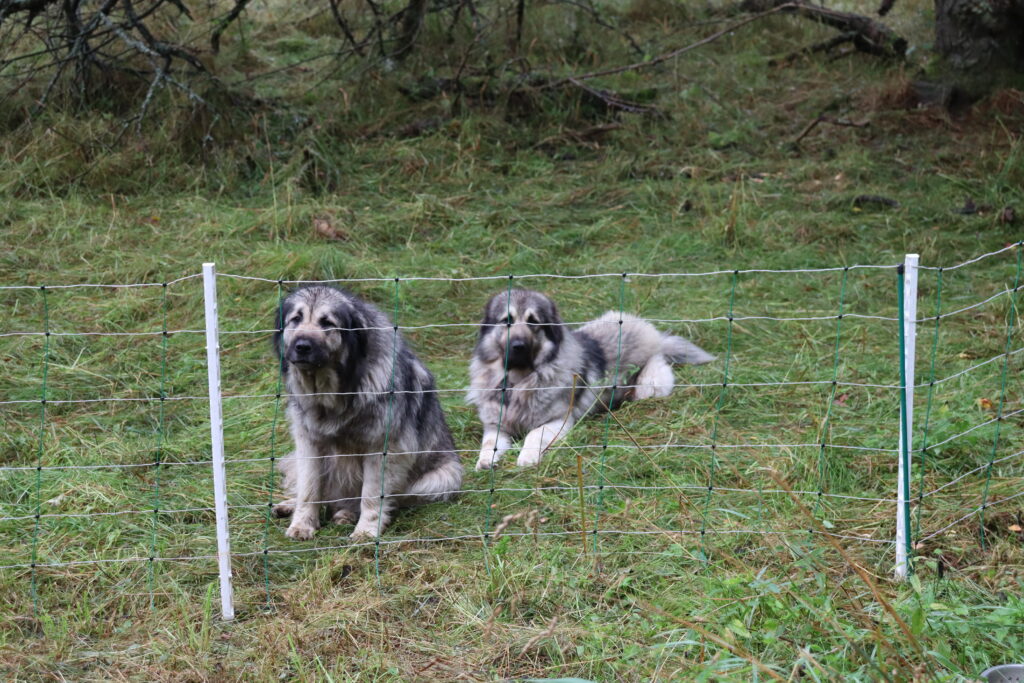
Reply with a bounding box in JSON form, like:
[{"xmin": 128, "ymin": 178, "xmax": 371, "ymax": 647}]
[
  {"xmin": 468, "ymin": 288, "xmax": 714, "ymax": 470},
  {"xmin": 271, "ymin": 285, "xmax": 462, "ymax": 540}
]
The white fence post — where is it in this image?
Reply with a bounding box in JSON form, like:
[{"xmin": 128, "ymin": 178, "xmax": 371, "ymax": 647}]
[
  {"xmin": 202, "ymin": 263, "xmax": 235, "ymax": 620},
  {"xmin": 896, "ymin": 254, "xmax": 919, "ymax": 580}
]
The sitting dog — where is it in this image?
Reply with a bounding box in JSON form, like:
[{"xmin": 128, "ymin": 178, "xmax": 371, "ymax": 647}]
[{"xmin": 271, "ymin": 285, "xmax": 462, "ymax": 540}]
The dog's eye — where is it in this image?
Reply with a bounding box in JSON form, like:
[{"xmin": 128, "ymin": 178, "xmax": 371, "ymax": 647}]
[
  {"xmin": 319, "ymin": 317, "xmax": 334, "ymax": 329},
  {"xmin": 497, "ymin": 315, "xmax": 511, "ymax": 326},
  {"xmin": 526, "ymin": 314, "xmax": 539, "ymax": 326},
  {"xmin": 289, "ymin": 314, "xmax": 302, "ymax": 325}
]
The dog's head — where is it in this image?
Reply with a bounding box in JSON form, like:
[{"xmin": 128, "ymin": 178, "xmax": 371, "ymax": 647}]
[
  {"xmin": 476, "ymin": 288, "xmax": 564, "ymax": 369},
  {"xmin": 272, "ymin": 286, "xmax": 369, "ymax": 376}
]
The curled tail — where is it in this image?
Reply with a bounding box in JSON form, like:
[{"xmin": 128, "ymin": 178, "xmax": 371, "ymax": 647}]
[
  {"xmin": 661, "ymin": 334, "xmax": 715, "ymax": 365},
  {"xmin": 405, "ymin": 453, "xmax": 464, "ymax": 503}
]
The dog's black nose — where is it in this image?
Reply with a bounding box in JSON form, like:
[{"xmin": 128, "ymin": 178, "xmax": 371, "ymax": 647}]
[
  {"xmin": 506, "ymin": 339, "xmax": 532, "ymax": 368},
  {"xmin": 293, "ymin": 339, "xmax": 313, "ymax": 357}
]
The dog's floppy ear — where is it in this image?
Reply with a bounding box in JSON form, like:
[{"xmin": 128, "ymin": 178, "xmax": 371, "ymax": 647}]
[
  {"xmin": 332, "ymin": 298, "xmax": 370, "ymax": 389},
  {"xmin": 333, "ymin": 298, "xmax": 369, "ymax": 363},
  {"xmin": 478, "ymin": 294, "xmax": 501, "ymax": 340},
  {"xmin": 271, "ymin": 296, "xmax": 290, "ymax": 371},
  {"xmin": 539, "ymin": 296, "xmax": 564, "ymax": 345}
]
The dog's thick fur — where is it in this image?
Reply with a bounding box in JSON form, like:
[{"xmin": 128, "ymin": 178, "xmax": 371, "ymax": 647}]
[
  {"xmin": 271, "ymin": 285, "xmax": 462, "ymax": 540},
  {"xmin": 467, "ymin": 288, "xmax": 714, "ymax": 470}
]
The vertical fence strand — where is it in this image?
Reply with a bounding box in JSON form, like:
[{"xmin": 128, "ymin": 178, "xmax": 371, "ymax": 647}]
[
  {"xmin": 147, "ymin": 283, "xmax": 171, "ymax": 610},
  {"xmin": 913, "ymin": 268, "xmax": 943, "ymax": 544},
  {"xmin": 261, "ymin": 281, "xmax": 287, "ymax": 608},
  {"xmin": 978, "ymin": 245, "xmax": 1023, "ymax": 547},
  {"xmin": 592, "ymin": 273, "xmax": 628, "ymax": 558},
  {"xmin": 482, "ymin": 276, "xmax": 515, "ymax": 573},
  {"xmin": 374, "ymin": 278, "xmax": 404, "ymax": 585},
  {"xmin": 29, "ymin": 285, "xmax": 50, "ymax": 617},
  {"xmin": 699, "ymin": 271, "xmax": 738, "ymax": 560},
  {"xmin": 812, "ymin": 267, "xmax": 848, "ymax": 518}
]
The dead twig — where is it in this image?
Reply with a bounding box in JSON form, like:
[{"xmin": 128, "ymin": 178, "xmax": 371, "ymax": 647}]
[
  {"xmin": 519, "ymin": 616, "xmax": 558, "ymax": 656},
  {"xmin": 491, "ymin": 509, "xmax": 544, "ymax": 540},
  {"xmin": 771, "ymin": 32, "xmax": 856, "ymax": 66},
  {"xmin": 793, "ymin": 114, "xmax": 869, "ymax": 144}
]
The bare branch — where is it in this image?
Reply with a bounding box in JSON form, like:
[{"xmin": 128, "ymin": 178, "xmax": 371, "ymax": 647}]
[
  {"xmin": 546, "ymin": 3, "xmax": 799, "ymax": 88},
  {"xmin": 741, "ymin": 0, "xmax": 906, "ymax": 58},
  {"xmin": 210, "ymin": 0, "xmax": 252, "ymax": 54}
]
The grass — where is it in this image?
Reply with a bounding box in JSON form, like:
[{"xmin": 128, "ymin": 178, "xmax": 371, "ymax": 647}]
[{"xmin": 2, "ymin": 0, "xmax": 1024, "ymax": 680}]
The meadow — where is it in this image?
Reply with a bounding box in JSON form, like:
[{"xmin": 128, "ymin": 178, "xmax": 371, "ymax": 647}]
[{"xmin": 1, "ymin": 0, "xmax": 1023, "ymax": 679}]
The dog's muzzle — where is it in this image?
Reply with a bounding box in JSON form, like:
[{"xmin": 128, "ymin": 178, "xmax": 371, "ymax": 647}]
[
  {"xmin": 287, "ymin": 337, "xmax": 326, "ymax": 368},
  {"xmin": 506, "ymin": 338, "xmax": 532, "ymax": 368}
]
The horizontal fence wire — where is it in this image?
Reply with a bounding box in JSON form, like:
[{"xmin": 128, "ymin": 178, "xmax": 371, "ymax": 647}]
[
  {"xmin": 916, "ymin": 242, "xmax": 1021, "ymax": 271},
  {"xmin": 0, "ymin": 527, "xmax": 897, "ymax": 572},
  {"xmin": 0, "ymin": 273, "xmax": 202, "ymax": 291},
  {"xmin": 2, "ymin": 342, "xmax": 1018, "ymax": 404},
  {"xmin": 0, "ymin": 243, "xmax": 1014, "ymax": 291},
  {"xmin": 0, "ymin": 312, "xmax": 899, "ymax": 337},
  {"xmin": 921, "ymin": 407, "xmax": 1024, "ymax": 452},
  {"xmin": 920, "ymin": 447, "xmax": 1024, "ymax": 499},
  {"xmin": 1, "ymin": 356, "xmax": 1019, "ymax": 404},
  {"xmin": 0, "ymin": 288, "xmax": 1015, "ymax": 334},
  {"xmin": 0, "ymin": 440, "xmax": 903, "ymax": 474},
  {"xmin": 215, "ymin": 265, "xmax": 899, "ymax": 284},
  {"xmin": 0, "ymin": 483, "xmax": 899, "ymax": 523},
  {"xmin": 918, "ymin": 489, "xmax": 1024, "ymax": 543},
  {"xmin": 0, "ymin": 379, "xmax": 906, "ymax": 405},
  {"xmin": 3, "ymin": 289, "xmax": 1017, "ymax": 335}
]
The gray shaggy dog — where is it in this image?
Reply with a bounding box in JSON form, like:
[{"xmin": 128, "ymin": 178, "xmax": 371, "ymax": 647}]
[
  {"xmin": 468, "ymin": 288, "xmax": 714, "ymax": 470},
  {"xmin": 271, "ymin": 285, "xmax": 462, "ymax": 540}
]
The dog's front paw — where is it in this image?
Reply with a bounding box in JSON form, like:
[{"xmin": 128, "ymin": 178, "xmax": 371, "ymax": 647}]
[
  {"xmin": 517, "ymin": 431, "xmax": 546, "ymax": 467},
  {"xmin": 516, "ymin": 447, "xmax": 543, "ymax": 467},
  {"xmin": 285, "ymin": 521, "xmax": 318, "ymax": 540},
  {"xmin": 332, "ymin": 508, "xmax": 358, "ymax": 525},
  {"xmin": 350, "ymin": 524, "xmax": 379, "ymax": 541},
  {"xmin": 629, "ymin": 384, "xmax": 655, "ymax": 400},
  {"xmin": 351, "ymin": 511, "xmax": 388, "ymax": 540},
  {"xmin": 476, "ymin": 451, "xmax": 499, "ymax": 471},
  {"xmin": 272, "ymin": 501, "xmax": 294, "ymax": 518}
]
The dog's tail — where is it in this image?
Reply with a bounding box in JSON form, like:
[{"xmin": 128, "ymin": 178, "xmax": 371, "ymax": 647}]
[
  {"xmin": 661, "ymin": 334, "xmax": 715, "ymax": 366},
  {"xmin": 406, "ymin": 453, "xmax": 464, "ymax": 503}
]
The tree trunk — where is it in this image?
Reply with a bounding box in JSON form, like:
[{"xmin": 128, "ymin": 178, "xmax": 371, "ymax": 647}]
[
  {"xmin": 393, "ymin": 0, "xmax": 430, "ymax": 60},
  {"xmin": 933, "ymin": 0, "xmax": 1024, "ymax": 95}
]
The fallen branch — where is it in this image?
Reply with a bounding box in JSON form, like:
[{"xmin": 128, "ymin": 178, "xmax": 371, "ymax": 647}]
[
  {"xmin": 741, "ymin": 0, "xmax": 906, "ymax": 58},
  {"xmin": 793, "ymin": 114, "xmax": 869, "ymax": 144},
  {"xmin": 770, "ymin": 32, "xmax": 856, "ymax": 66}
]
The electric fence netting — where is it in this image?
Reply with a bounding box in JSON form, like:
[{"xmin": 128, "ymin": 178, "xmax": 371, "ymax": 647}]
[{"xmin": 0, "ymin": 244, "xmax": 1020, "ymax": 620}]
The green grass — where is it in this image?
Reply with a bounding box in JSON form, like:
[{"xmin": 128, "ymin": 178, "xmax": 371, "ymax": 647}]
[{"xmin": 2, "ymin": 1, "xmax": 1024, "ymax": 680}]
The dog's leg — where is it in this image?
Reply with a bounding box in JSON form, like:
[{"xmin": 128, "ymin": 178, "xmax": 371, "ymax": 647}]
[
  {"xmin": 518, "ymin": 418, "xmax": 574, "ymax": 467},
  {"xmin": 632, "ymin": 353, "xmax": 675, "ymax": 400},
  {"xmin": 475, "ymin": 428, "xmax": 512, "ymax": 470},
  {"xmin": 271, "ymin": 450, "xmax": 296, "ymax": 517},
  {"xmin": 351, "ymin": 455, "xmax": 411, "ymax": 539},
  {"xmin": 284, "ymin": 440, "xmax": 321, "ymax": 540},
  {"xmin": 272, "ymin": 499, "xmax": 295, "ymax": 518},
  {"xmin": 330, "ymin": 502, "xmax": 359, "ymax": 526},
  {"xmin": 324, "ymin": 455, "xmax": 361, "ymax": 526}
]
